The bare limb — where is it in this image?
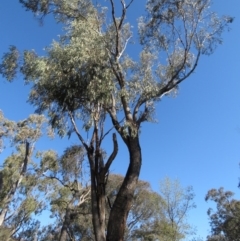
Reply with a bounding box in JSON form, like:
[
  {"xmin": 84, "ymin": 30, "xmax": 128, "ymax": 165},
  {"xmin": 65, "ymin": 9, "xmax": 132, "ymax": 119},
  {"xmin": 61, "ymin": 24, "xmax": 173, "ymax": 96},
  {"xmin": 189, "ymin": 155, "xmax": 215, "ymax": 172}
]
[
  {"xmin": 119, "ymin": 0, "xmax": 127, "ymax": 30},
  {"xmin": 78, "ymin": 188, "xmax": 91, "ymax": 206},
  {"xmin": 133, "ymin": 97, "xmax": 146, "ymax": 122},
  {"xmin": 104, "ymin": 133, "xmax": 118, "ymax": 173},
  {"xmin": 118, "ymin": 35, "xmax": 132, "ymax": 60},
  {"xmin": 109, "ymin": 0, "xmax": 119, "ymax": 59},
  {"xmin": 68, "ymin": 111, "xmax": 89, "ymax": 151},
  {"xmin": 100, "ymin": 117, "xmax": 124, "ymax": 145},
  {"xmin": 106, "ymin": 94, "xmax": 128, "ymax": 144},
  {"xmin": 21, "ymin": 141, "xmax": 30, "ymax": 175},
  {"xmin": 42, "ymin": 174, "xmax": 76, "ymax": 191},
  {"xmin": 126, "ymin": 0, "xmax": 134, "ymax": 9}
]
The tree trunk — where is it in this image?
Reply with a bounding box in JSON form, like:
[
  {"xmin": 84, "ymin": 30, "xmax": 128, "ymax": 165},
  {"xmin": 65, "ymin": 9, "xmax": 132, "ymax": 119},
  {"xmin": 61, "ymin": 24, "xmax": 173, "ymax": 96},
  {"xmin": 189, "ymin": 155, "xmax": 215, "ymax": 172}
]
[
  {"xmin": 59, "ymin": 209, "xmax": 71, "ymax": 241},
  {"xmin": 106, "ymin": 135, "xmax": 142, "ymax": 241},
  {"xmin": 89, "ymin": 155, "xmax": 106, "ymax": 241},
  {"xmin": 0, "ymin": 208, "xmax": 7, "ymax": 226}
]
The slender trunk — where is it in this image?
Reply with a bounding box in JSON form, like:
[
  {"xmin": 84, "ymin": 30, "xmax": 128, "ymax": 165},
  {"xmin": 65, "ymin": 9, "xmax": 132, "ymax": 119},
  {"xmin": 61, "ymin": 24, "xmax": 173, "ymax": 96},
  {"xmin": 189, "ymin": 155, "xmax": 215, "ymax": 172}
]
[
  {"xmin": 33, "ymin": 230, "xmax": 38, "ymax": 241},
  {"xmin": 59, "ymin": 209, "xmax": 71, "ymax": 241},
  {"xmin": 90, "ymin": 132, "xmax": 118, "ymax": 241},
  {"xmin": 0, "ymin": 208, "xmax": 7, "ymax": 226},
  {"xmin": 89, "ymin": 155, "xmax": 106, "ymax": 241},
  {"xmin": 96, "ymin": 179, "xmax": 106, "ymax": 240},
  {"xmin": 106, "ymin": 135, "xmax": 142, "ymax": 241},
  {"xmin": 71, "ymin": 112, "xmax": 117, "ymax": 241}
]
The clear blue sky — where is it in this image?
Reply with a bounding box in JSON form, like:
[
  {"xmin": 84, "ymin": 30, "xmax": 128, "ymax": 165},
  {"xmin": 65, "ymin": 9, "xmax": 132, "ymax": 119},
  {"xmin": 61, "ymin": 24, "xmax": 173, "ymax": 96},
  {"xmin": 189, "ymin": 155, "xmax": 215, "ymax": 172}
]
[{"xmin": 0, "ymin": 1, "xmax": 240, "ymax": 239}]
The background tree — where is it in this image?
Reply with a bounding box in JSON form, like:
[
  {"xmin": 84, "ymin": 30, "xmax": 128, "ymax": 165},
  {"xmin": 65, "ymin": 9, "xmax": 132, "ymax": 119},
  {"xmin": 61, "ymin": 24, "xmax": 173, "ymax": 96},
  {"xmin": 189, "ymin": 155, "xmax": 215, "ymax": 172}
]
[
  {"xmin": 205, "ymin": 188, "xmax": 240, "ymax": 241},
  {"xmin": 37, "ymin": 145, "xmax": 92, "ymax": 241},
  {"xmin": 133, "ymin": 177, "xmax": 196, "ymax": 241},
  {"xmin": 39, "ymin": 173, "xmax": 196, "ymax": 241},
  {"xmin": 1, "ymin": 0, "xmax": 232, "ymax": 240},
  {"xmin": 0, "ymin": 111, "xmax": 47, "ymax": 240}
]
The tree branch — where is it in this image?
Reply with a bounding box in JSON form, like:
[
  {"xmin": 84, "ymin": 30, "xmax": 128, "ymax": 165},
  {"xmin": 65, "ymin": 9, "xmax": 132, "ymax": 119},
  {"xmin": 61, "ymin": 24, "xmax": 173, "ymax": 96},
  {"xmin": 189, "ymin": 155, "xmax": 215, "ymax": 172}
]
[
  {"xmin": 104, "ymin": 133, "xmax": 118, "ymax": 173},
  {"xmin": 42, "ymin": 174, "xmax": 75, "ymax": 191},
  {"xmin": 68, "ymin": 111, "xmax": 89, "ymax": 151},
  {"xmin": 21, "ymin": 141, "xmax": 30, "ymax": 175},
  {"xmin": 136, "ymin": 104, "xmax": 149, "ymax": 125},
  {"xmin": 159, "ymin": 50, "xmax": 201, "ymax": 98},
  {"xmin": 133, "ymin": 97, "xmax": 146, "ymax": 122},
  {"xmin": 77, "ymin": 188, "xmax": 91, "ymax": 206},
  {"xmin": 110, "ymin": 0, "xmax": 119, "ymax": 59}
]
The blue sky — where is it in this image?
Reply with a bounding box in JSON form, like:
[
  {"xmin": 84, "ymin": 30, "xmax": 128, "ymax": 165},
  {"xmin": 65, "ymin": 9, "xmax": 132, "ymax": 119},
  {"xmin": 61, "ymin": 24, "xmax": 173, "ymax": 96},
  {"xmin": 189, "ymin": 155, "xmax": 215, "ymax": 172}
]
[{"xmin": 0, "ymin": 1, "xmax": 240, "ymax": 239}]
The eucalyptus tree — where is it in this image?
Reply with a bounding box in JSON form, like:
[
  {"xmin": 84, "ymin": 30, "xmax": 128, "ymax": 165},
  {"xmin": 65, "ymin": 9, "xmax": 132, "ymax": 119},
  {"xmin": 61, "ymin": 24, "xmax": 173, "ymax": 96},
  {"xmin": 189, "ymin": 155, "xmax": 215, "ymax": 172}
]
[
  {"xmin": 133, "ymin": 177, "xmax": 196, "ymax": 241},
  {"xmin": 2, "ymin": 24, "xmax": 118, "ymax": 241},
  {"xmin": 0, "ymin": 111, "xmax": 47, "ymax": 240},
  {"xmin": 206, "ymin": 188, "xmax": 240, "ymax": 241},
  {"xmin": 157, "ymin": 178, "xmax": 196, "ymax": 241},
  {"xmin": 38, "ymin": 145, "xmax": 92, "ymax": 241},
  {"xmin": 1, "ymin": 0, "xmax": 232, "ymax": 240}
]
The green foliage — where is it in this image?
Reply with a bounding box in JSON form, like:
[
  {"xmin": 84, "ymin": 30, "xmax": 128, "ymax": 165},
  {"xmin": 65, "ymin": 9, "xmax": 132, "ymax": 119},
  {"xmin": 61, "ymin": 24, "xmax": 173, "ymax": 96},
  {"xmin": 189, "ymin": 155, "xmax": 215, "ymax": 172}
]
[
  {"xmin": 0, "ymin": 0, "xmax": 232, "ymax": 240},
  {"xmin": 103, "ymin": 175, "xmax": 195, "ymax": 241},
  {"xmin": 133, "ymin": 177, "xmax": 196, "ymax": 241},
  {"xmin": 0, "ymin": 110, "xmax": 47, "ymax": 150},
  {"xmin": 0, "ymin": 111, "xmax": 50, "ymax": 240},
  {"xmin": 0, "ymin": 46, "xmax": 19, "ymax": 81},
  {"xmin": 19, "ymin": 0, "xmax": 94, "ymax": 22},
  {"xmin": 33, "ymin": 144, "xmax": 92, "ymax": 240},
  {"xmin": 206, "ymin": 188, "xmax": 240, "ymax": 241},
  {"xmin": 60, "ymin": 145, "xmax": 85, "ymax": 181},
  {"xmin": 40, "ymin": 150, "xmax": 59, "ymax": 173},
  {"xmin": 35, "ymin": 173, "xmax": 196, "ymax": 241},
  {"xmin": 1, "ymin": 0, "xmax": 231, "ymax": 136},
  {"xmin": 105, "ymin": 174, "xmax": 162, "ymax": 240}
]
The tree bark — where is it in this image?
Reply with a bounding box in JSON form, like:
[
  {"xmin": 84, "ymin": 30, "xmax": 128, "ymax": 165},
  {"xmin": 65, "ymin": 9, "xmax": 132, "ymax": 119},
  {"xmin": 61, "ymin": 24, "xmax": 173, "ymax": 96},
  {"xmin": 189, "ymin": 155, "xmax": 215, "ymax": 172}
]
[
  {"xmin": 89, "ymin": 153, "xmax": 106, "ymax": 241},
  {"xmin": 59, "ymin": 209, "xmax": 71, "ymax": 241},
  {"xmin": 106, "ymin": 135, "xmax": 142, "ymax": 241},
  {"xmin": 88, "ymin": 132, "xmax": 118, "ymax": 241},
  {"xmin": 0, "ymin": 208, "xmax": 7, "ymax": 227}
]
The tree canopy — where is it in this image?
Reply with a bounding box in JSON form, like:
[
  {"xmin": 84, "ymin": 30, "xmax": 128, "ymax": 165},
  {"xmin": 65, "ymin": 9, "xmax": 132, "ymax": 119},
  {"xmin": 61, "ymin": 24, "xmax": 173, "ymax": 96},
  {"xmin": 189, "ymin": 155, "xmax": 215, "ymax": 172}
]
[
  {"xmin": 0, "ymin": 0, "xmax": 232, "ymax": 240},
  {"xmin": 206, "ymin": 188, "xmax": 240, "ymax": 241}
]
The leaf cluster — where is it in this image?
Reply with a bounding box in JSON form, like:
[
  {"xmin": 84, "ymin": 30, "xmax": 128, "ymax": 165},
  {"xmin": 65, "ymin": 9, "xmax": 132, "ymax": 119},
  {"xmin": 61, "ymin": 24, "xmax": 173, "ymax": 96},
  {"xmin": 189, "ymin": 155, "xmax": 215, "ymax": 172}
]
[{"xmin": 206, "ymin": 188, "xmax": 240, "ymax": 241}]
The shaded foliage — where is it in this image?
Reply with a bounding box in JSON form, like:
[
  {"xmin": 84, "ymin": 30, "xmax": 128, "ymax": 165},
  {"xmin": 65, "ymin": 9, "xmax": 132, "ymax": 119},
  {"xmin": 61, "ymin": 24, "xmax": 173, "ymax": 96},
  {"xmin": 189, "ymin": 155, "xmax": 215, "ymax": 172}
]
[
  {"xmin": 0, "ymin": 112, "xmax": 48, "ymax": 240},
  {"xmin": 206, "ymin": 188, "xmax": 240, "ymax": 241}
]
